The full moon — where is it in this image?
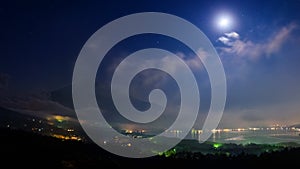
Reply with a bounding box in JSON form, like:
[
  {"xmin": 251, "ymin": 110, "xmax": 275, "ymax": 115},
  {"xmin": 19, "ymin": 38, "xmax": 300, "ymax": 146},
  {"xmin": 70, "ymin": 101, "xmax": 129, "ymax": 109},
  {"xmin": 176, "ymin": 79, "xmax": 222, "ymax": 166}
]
[
  {"xmin": 219, "ymin": 17, "xmax": 230, "ymax": 27},
  {"xmin": 216, "ymin": 14, "xmax": 233, "ymax": 30}
]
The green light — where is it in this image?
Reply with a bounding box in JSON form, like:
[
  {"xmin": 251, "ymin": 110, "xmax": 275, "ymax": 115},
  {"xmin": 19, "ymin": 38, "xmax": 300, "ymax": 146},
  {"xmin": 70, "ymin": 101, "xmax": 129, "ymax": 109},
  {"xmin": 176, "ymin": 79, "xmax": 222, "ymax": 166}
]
[
  {"xmin": 163, "ymin": 148, "xmax": 176, "ymax": 157},
  {"xmin": 213, "ymin": 143, "xmax": 223, "ymax": 149},
  {"xmin": 54, "ymin": 115, "xmax": 65, "ymax": 123}
]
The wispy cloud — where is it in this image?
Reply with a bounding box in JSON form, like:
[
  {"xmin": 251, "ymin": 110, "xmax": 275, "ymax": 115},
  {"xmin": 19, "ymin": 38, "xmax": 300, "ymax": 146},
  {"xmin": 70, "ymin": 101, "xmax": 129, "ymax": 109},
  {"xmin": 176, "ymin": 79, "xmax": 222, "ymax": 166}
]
[
  {"xmin": 106, "ymin": 50, "xmax": 205, "ymax": 88},
  {"xmin": 0, "ymin": 95, "xmax": 75, "ymax": 118},
  {"xmin": 176, "ymin": 50, "xmax": 203, "ymax": 70},
  {"xmin": 218, "ymin": 23, "xmax": 297, "ymax": 59}
]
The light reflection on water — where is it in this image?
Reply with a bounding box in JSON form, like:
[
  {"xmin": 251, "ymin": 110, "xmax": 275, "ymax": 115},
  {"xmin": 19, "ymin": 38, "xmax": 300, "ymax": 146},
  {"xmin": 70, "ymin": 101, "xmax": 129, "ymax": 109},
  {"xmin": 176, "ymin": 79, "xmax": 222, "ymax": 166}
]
[{"xmin": 189, "ymin": 130, "xmax": 300, "ymax": 144}]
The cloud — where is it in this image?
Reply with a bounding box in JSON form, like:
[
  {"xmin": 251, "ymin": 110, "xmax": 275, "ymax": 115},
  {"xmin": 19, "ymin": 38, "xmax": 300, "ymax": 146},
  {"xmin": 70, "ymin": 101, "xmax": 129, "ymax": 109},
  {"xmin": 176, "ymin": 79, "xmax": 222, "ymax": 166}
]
[
  {"xmin": 219, "ymin": 23, "xmax": 297, "ymax": 59},
  {"xmin": 177, "ymin": 51, "xmax": 204, "ymax": 71},
  {"xmin": 218, "ymin": 32, "xmax": 239, "ymax": 45},
  {"xmin": 224, "ymin": 32, "xmax": 240, "ymax": 39},
  {"xmin": 265, "ymin": 23, "xmax": 297, "ymax": 56},
  {"xmin": 106, "ymin": 50, "xmax": 205, "ymax": 88},
  {"xmin": 218, "ymin": 36, "xmax": 230, "ymax": 45},
  {"xmin": 101, "ymin": 50, "xmax": 208, "ymax": 130},
  {"xmin": 0, "ymin": 95, "xmax": 75, "ymax": 118}
]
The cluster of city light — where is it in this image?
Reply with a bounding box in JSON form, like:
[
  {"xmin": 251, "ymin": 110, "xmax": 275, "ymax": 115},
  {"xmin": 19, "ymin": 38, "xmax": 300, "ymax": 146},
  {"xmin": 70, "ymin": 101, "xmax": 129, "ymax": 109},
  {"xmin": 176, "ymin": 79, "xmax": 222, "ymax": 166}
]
[
  {"xmin": 48, "ymin": 115, "xmax": 70, "ymax": 123},
  {"xmin": 51, "ymin": 134, "xmax": 82, "ymax": 141},
  {"xmin": 191, "ymin": 129, "xmax": 203, "ymax": 134},
  {"xmin": 291, "ymin": 127, "xmax": 300, "ymax": 132},
  {"xmin": 189, "ymin": 126, "xmax": 300, "ymax": 135},
  {"xmin": 48, "ymin": 125, "xmax": 300, "ymax": 144},
  {"xmin": 124, "ymin": 130, "xmax": 133, "ymax": 134},
  {"xmin": 102, "ymin": 136, "xmax": 134, "ymax": 148},
  {"xmin": 123, "ymin": 129, "xmax": 146, "ymax": 134},
  {"xmin": 169, "ymin": 130, "xmax": 183, "ymax": 133}
]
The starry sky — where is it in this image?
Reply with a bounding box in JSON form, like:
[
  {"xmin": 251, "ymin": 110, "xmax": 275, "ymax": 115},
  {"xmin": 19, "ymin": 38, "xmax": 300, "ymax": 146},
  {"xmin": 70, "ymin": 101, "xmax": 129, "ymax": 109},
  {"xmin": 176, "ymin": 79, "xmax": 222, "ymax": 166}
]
[{"xmin": 1, "ymin": 0, "xmax": 300, "ymax": 128}]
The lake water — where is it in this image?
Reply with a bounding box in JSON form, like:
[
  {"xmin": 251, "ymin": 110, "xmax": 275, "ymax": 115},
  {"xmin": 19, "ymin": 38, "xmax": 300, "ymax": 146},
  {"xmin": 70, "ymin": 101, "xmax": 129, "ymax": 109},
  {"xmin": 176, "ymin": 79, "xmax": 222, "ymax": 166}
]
[{"xmin": 190, "ymin": 130, "xmax": 300, "ymax": 144}]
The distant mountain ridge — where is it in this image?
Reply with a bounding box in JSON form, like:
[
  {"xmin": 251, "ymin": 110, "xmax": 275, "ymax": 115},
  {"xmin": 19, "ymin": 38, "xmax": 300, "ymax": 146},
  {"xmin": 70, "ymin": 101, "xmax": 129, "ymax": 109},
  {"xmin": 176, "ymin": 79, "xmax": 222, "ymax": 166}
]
[{"xmin": 0, "ymin": 106, "xmax": 35, "ymax": 129}]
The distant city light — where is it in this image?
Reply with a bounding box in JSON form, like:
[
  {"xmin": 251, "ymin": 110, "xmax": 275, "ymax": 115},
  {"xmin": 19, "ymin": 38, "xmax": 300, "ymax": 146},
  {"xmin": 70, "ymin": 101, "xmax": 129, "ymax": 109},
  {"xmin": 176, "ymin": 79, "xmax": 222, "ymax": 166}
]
[
  {"xmin": 54, "ymin": 115, "xmax": 64, "ymax": 123},
  {"xmin": 51, "ymin": 134, "xmax": 82, "ymax": 141}
]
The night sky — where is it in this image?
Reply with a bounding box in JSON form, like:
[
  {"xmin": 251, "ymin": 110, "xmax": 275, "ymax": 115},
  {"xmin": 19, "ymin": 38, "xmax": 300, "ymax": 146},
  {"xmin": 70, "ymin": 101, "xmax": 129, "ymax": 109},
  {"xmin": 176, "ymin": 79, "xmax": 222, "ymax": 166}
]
[{"xmin": 1, "ymin": 0, "xmax": 300, "ymax": 128}]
